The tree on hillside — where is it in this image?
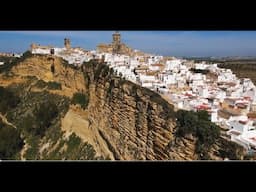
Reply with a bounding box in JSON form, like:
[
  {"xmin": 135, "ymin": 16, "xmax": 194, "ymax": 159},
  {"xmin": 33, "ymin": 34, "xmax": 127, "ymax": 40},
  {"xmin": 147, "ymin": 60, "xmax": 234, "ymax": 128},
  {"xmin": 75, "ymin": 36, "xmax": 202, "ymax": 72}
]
[
  {"xmin": 0, "ymin": 122, "xmax": 24, "ymax": 159},
  {"xmin": 33, "ymin": 101, "xmax": 58, "ymax": 137},
  {"xmin": 197, "ymin": 110, "xmax": 210, "ymax": 121},
  {"xmin": 175, "ymin": 109, "xmax": 221, "ymax": 159},
  {"xmin": 0, "ymin": 86, "xmax": 20, "ymax": 112},
  {"xmin": 71, "ymin": 92, "xmax": 89, "ymax": 109}
]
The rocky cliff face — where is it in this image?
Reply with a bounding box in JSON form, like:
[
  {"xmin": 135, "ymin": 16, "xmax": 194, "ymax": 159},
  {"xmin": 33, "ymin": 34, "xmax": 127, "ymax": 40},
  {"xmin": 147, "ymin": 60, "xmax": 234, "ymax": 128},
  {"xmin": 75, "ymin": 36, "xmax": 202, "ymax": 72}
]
[
  {"xmin": 0, "ymin": 55, "xmax": 245, "ymax": 160},
  {"xmin": 81, "ymin": 61, "xmax": 217, "ymax": 160},
  {"xmin": 11, "ymin": 55, "xmax": 86, "ymax": 97},
  {"xmin": 87, "ymin": 81, "xmax": 177, "ymax": 160}
]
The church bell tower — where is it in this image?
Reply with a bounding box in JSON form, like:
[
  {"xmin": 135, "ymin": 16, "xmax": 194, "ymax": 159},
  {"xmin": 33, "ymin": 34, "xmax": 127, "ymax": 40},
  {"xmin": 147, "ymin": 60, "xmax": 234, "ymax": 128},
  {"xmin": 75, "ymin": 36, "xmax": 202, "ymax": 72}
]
[{"xmin": 112, "ymin": 31, "xmax": 121, "ymax": 54}]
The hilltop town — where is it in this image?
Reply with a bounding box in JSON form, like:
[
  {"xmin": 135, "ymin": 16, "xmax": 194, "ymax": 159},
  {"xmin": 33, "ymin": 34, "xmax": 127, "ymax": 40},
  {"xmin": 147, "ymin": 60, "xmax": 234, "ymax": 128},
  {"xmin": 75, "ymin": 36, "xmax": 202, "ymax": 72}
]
[{"xmin": 23, "ymin": 32, "xmax": 256, "ymax": 155}]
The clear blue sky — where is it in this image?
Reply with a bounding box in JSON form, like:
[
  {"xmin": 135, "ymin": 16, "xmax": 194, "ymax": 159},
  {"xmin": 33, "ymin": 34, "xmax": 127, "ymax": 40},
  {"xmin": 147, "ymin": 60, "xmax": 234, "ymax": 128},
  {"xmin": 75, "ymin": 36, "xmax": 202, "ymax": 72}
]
[{"xmin": 0, "ymin": 31, "xmax": 256, "ymax": 57}]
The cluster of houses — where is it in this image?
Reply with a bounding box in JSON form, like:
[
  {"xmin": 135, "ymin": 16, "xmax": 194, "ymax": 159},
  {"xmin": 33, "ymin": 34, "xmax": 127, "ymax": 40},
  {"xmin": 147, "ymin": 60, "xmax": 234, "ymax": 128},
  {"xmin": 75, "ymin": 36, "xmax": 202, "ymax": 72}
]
[
  {"xmin": 0, "ymin": 52, "xmax": 22, "ymax": 58},
  {"xmin": 0, "ymin": 52, "xmax": 22, "ymax": 65},
  {"xmin": 30, "ymin": 37, "xmax": 256, "ymax": 154},
  {"xmin": 30, "ymin": 40, "xmax": 95, "ymax": 66},
  {"xmin": 92, "ymin": 51, "xmax": 256, "ymax": 153}
]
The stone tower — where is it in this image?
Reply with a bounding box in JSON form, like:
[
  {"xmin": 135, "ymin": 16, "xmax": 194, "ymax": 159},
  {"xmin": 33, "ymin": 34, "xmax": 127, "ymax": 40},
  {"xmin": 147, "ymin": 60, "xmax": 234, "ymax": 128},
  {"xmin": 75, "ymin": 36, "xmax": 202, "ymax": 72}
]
[
  {"xmin": 64, "ymin": 38, "xmax": 71, "ymax": 49},
  {"xmin": 112, "ymin": 31, "xmax": 121, "ymax": 44},
  {"xmin": 30, "ymin": 43, "xmax": 36, "ymax": 51},
  {"xmin": 112, "ymin": 31, "xmax": 121, "ymax": 54}
]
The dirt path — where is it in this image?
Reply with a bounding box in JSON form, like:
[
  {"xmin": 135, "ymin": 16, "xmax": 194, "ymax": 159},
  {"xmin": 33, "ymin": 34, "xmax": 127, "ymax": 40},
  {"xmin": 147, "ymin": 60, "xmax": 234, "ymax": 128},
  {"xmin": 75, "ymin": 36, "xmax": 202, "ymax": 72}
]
[
  {"xmin": 20, "ymin": 141, "xmax": 28, "ymax": 160},
  {"xmin": 0, "ymin": 112, "xmax": 16, "ymax": 129},
  {"xmin": 61, "ymin": 107, "xmax": 115, "ymax": 159}
]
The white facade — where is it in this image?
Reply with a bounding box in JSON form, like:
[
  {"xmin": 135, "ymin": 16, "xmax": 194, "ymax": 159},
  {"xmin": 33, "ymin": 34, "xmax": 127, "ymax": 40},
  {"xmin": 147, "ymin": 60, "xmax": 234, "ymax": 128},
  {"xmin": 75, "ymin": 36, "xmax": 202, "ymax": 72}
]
[
  {"xmin": 198, "ymin": 87, "xmax": 209, "ymax": 98},
  {"xmin": 32, "ymin": 48, "xmax": 51, "ymax": 55},
  {"xmin": 149, "ymin": 65, "xmax": 160, "ymax": 71},
  {"xmin": 211, "ymin": 109, "xmax": 218, "ymax": 122},
  {"xmin": 229, "ymin": 120, "xmax": 248, "ymax": 133},
  {"xmin": 163, "ymin": 74, "xmax": 176, "ymax": 85},
  {"xmin": 165, "ymin": 59, "xmax": 181, "ymax": 71},
  {"xmin": 142, "ymin": 82, "xmax": 153, "ymax": 88},
  {"xmin": 177, "ymin": 101, "xmax": 184, "ymax": 109},
  {"xmin": 140, "ymin": 74, "xmax": 156, "ymax": 82},
  {"xmin": 195, "ymin": 63, "xmax": 207, "ymax": 70}
]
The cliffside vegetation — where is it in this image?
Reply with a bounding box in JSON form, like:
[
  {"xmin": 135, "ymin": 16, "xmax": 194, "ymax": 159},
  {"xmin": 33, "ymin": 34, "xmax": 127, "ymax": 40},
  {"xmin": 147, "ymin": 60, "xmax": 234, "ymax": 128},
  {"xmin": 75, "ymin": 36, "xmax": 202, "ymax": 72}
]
[
  {"xmin": 0, "ymin": 86, "xmax": 20, "ymax": 113},
  {"xmin": 71, "ymin": 92, "xmax": 89, "ymax": 109},
  {"xmin": 175, "ymin": 110, "xmax": 220, "ymax": 159},
  {"xmin": 0, "ymin": 119, "xmax": 24, "ymax": 159},
  {"xmin": 0, "ymin": 82, "xmax": 101, "ymax": 160},
  {"xmin": 174, "ymin": 110, "xmax": 245, "ymax": 160},
  {"xmin": 0, "ymin": 54, "xmax": 101, "ymax": 160},
  {"xmin": 35, "ymin": 80, "xmax": 62, "ymax": 90}
]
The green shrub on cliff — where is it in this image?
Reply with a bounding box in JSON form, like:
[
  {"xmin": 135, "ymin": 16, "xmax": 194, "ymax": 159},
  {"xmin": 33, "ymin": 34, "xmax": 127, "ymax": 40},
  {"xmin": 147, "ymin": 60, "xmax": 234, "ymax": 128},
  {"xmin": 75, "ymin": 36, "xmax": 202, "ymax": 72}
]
[
  {"xmin": 175, "ymin": 110, "xmax": 220, "ymax": 159},
  {"xmin": 0, "ymin": 86, "xmax": 20, "ymax": 113},
  {"xmin": 0, "ymin": 120, "xmax": 24, "ymax": 159},
  {"xmin": 35, "ymin": 80, "xmax": 61, "ymax": 90},
  {"xmin": 21, "ymin": 101, "xmax": 59, "ymax": 138},
  {"xmin": 47, "ymin": 81, "xmax": 62, "ymax": 90},
  {"xmin": 71, "ymin": 92, "xmax": 89, "ymax": 109},
  {"xmin": 218, "ymin": 138, "xmax": 245, "ymax": 160},
  {"xmin": 34, "ymin": 101, "xmax": 58, "ymax": 136}
]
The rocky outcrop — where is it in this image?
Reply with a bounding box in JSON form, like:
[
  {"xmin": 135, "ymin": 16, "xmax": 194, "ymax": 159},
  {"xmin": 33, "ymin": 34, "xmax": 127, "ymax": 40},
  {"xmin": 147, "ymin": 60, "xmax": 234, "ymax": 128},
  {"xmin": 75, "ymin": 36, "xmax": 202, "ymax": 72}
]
[
  {"xmin": 81, "ymin": 61, "xmax": 199, "ymax": 160},
  {"xmin": 61, "ymin": 105, "xmax": 115, "ymax": 159},
  {"xmin": 11, "ymin": 55, "xmax": 86, "ymax": 97},
  {"xmin": 81, "ymin": 61, "xmax": 246, "ymax": 160}
]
